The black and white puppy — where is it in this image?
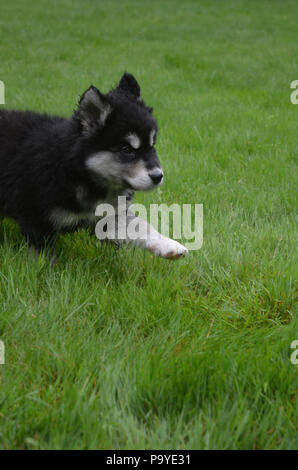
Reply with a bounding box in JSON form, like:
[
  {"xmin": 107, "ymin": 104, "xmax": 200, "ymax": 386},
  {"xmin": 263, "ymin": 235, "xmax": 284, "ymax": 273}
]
[{"xmin": 0, "ymin": 73, "xmax": 188, "ymax": 260}]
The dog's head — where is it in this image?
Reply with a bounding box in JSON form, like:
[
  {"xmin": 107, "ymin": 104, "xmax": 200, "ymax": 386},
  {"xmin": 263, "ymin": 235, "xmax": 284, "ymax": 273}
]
[{"xmin": 74, "ymin": 73, "xmax": 163, "ymax": 191}]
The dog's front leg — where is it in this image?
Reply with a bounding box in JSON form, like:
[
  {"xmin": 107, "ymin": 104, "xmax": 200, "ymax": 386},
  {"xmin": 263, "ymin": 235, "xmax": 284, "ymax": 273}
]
[{"xmin": 116, "ymin": 212, "xmax": 188, "ymax": 260}]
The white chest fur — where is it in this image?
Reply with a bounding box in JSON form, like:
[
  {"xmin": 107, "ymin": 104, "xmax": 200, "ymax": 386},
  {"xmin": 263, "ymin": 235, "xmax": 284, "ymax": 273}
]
[
  {"xmin": 50, "ymin": 188, "xmax": 132, "ymax": 230},
  {"xmin": 50, "ymin": 208, "xmax": 96, "ymax": 229}
]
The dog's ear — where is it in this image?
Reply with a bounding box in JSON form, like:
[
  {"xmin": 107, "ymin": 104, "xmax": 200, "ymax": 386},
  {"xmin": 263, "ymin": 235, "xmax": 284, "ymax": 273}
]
[
  {"xmin": 75, "ymin": 85, "xmax": 111, "ymax": 132},
  {"xmin": 117, "ymin": 72, "xmax": 141, "ymax": 99}
]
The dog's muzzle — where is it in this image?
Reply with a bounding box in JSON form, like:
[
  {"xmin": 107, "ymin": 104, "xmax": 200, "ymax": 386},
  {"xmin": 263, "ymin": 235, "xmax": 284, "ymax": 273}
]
[{"xmin": 149, "ymin": 169, "xmax": 163, "ymax": 185}]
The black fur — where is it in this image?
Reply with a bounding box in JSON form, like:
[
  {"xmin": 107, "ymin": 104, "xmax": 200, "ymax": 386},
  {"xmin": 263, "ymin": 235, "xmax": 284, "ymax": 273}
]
[{"xmin": 0, "ymin": 73, "xmax": 160, "ymax": 254}]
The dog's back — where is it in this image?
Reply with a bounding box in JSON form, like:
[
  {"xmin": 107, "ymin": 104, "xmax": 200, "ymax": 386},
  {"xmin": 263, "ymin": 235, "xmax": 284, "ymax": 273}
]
[
  {"xmin": 0, "ymin": 110, "xmax": 36, "ymax": 216},
  {"xmin": 0, "ymin": 109, "xmax": 68, "ymax": 219}
]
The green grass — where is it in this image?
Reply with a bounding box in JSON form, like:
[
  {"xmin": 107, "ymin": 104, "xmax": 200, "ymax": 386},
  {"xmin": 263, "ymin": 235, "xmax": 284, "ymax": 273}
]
[{"xmin": 0, "ymin": 0, "xmax": 297, "ymax": 450}]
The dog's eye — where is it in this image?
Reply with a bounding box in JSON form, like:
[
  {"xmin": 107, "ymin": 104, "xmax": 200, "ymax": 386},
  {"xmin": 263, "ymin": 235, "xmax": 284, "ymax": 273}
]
[{"xmin": 121, "ymin": 145, "xmax": 135, "ymax": 158}]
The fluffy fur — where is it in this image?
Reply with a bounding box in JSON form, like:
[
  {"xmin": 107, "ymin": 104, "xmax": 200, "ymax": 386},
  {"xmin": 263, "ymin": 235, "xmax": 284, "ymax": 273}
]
[{"xmin": 0, "ymin": 73, "xmax": 187, "ymax": 260}]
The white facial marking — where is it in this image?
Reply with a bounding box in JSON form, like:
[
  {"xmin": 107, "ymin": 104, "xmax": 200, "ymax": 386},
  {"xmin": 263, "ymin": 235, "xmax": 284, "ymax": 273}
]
[
  {"xmin": 86, "ymin": 152, "xmax": 123, "ymax": 184},
  {"xmin": 86, "ymin": 151, "xmax": 162, "ymax": 191},
  {"xmin": 149, "ymin": 129, "xmax": 156, "ymax": 147},
  {"xmin": 125, "ymin": 161, "xmax": 160, "ymax": 191},
  {"xmin": 125, "ymin": 161, "xmax": 152, "ymax": 190},
  {"xmin": 126, "ymin": 133, "xmax": 141, "ymax": 150}
]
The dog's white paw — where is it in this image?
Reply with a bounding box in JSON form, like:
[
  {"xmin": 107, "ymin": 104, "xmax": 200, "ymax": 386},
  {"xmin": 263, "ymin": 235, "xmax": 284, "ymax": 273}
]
[{"xmin": 151, "ymin": 238, "xmax": 188, "ymax": 260}]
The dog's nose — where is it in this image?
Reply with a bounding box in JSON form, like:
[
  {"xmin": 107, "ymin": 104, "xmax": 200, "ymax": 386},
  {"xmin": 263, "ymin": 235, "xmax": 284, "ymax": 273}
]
[{"xmin": 149, "ymin": 169, "xmax": 163, "ymax": 185}]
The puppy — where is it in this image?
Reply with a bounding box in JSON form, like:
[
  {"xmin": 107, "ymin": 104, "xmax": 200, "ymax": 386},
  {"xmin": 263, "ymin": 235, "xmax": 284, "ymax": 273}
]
[{"xmin": 0, "ymin": 73, "xmax": 188, "ymax": 260}]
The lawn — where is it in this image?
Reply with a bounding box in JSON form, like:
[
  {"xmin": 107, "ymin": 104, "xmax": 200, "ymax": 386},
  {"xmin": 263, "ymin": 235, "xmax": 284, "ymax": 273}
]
[{"xmin": 0, "ymin": 0, "xmax": 297, "ymax": 450}]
